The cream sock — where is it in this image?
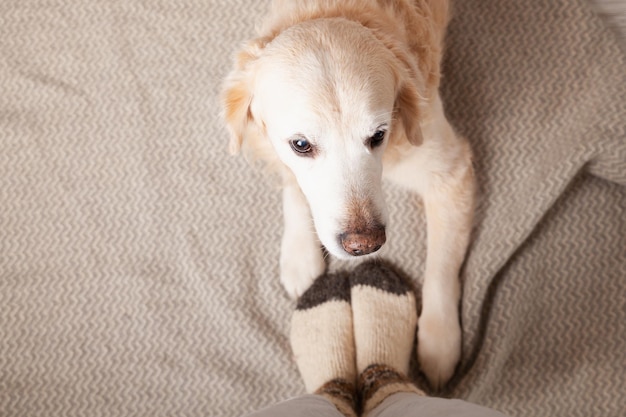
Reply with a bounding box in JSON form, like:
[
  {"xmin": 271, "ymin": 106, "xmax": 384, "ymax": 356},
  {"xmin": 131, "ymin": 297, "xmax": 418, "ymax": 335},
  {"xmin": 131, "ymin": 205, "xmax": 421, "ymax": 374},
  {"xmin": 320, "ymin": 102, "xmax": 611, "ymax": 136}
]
[
  {"xmin": 290, "ymin": 272, "xmax": 357, "ymax": 417},
  {"xmin": 350, "ymin": 261, "xmax": 424, "ymax": 415}
]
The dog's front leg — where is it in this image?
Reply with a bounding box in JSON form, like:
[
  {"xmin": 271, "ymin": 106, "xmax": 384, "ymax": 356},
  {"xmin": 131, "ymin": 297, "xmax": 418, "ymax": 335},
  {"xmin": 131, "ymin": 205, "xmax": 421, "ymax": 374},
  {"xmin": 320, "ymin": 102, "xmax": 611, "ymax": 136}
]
[
  {"xmin": 418, "ymin": 156, "xmax": 475, "ymax": 389},
  {"xmin": 280, "ymin": 181, "xmax": 327, "ymax": 299}
]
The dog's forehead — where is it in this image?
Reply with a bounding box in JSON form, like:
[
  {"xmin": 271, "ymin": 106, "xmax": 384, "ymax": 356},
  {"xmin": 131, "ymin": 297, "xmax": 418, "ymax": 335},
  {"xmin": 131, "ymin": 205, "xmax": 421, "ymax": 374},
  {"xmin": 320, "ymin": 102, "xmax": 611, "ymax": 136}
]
[{"xmin": 254, "ymin": 22, "xmax": 396, "ymax": 136}]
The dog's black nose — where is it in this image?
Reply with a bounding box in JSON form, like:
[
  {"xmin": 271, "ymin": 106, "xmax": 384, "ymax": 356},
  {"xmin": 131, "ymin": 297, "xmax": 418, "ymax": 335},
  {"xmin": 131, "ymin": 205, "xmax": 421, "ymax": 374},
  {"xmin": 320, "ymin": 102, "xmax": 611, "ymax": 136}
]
[{"xmin": 339, "ymin": 226, "xmax": 386, "ymax": 256}]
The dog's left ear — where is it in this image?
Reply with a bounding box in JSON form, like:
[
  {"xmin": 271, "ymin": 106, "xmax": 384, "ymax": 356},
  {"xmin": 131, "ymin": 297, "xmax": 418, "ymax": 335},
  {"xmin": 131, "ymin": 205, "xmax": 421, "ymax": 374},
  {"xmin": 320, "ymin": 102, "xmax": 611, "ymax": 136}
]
[
  {"xmin": 221, "ymin": 39, "xmax": 267, "ymax": 155},
  {"xmin": 395, "ymin": 80, "xmax": 424, "ymax": 146}
]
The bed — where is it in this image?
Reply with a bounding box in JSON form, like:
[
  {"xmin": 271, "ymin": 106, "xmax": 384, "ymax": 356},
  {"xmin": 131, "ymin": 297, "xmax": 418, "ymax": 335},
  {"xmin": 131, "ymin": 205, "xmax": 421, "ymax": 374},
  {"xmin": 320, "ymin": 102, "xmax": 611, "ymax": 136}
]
[{"xmin": 1, "ymin": 0, "xmax": 624, "ymax": 416}]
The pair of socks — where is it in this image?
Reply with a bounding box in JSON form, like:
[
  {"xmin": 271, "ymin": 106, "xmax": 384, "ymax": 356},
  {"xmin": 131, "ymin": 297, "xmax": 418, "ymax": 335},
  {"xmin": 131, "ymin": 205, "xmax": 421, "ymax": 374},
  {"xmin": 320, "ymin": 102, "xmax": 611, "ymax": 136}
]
[{"xmin": 290, "ymin": 261, "xmax": 424, "ymax": 417}]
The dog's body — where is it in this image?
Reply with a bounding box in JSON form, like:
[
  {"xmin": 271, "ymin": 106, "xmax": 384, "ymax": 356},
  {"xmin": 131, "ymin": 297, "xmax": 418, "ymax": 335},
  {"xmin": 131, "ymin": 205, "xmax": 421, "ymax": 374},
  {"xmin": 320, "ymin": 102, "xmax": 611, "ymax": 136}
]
[{"xmin": 222, "ymin": 0, "xmax": 475, "ymax": 388}]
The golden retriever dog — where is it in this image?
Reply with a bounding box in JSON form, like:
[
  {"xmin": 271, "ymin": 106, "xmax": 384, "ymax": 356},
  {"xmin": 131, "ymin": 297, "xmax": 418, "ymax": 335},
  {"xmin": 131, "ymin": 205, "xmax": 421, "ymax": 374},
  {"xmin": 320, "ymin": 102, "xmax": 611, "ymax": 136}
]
[{"xmin": 221, "ymin": 0, "xmax": 475, "ymax": 388}]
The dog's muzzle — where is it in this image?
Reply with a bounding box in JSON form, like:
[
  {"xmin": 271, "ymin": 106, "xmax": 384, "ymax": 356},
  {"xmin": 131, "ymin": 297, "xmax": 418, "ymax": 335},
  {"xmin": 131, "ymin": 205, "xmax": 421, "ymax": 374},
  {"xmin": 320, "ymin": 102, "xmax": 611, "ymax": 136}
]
[{"xmin": 339, "ymin": 225, "xmax": 386, "ymax": 256}]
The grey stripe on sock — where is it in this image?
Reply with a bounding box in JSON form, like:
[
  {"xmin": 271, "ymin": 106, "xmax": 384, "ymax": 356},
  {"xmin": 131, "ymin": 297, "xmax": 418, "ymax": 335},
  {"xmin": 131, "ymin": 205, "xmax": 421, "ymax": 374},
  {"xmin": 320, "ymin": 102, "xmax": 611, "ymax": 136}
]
[
  {"xmin": 350, "ymin": 261, "xmax": 412, "ymax": 296},
  {"xmin": 297, "ymin": 272, "xmax": 351, "ymax": 310}
]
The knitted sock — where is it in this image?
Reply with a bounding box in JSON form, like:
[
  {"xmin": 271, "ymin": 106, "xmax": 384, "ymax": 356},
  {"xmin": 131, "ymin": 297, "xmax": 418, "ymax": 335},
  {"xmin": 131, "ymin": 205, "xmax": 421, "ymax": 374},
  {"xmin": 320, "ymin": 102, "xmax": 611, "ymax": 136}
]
[
  {"xmin": 350, "ymin": 261, "xmax": 424, "ymax": 416},
  {"xmin": 290, "ymin": 272, "xmax": 357, "ymax": 417}
]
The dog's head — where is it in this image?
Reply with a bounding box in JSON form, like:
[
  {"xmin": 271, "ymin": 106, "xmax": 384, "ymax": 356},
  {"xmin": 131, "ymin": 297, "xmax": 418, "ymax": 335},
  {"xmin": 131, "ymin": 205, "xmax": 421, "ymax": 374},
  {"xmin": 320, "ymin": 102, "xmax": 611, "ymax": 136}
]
[{"xmin": 222, "ymin": 18, "xmax": 423, "ymax": 259}]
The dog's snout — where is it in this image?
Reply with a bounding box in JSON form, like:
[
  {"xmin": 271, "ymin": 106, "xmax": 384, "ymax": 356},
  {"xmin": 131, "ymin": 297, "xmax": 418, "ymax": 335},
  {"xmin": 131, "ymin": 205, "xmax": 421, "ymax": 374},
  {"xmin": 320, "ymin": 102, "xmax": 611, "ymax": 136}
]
[{"xmin": 339, "ymin": 226, "xmax": 386, "ymax": 256}]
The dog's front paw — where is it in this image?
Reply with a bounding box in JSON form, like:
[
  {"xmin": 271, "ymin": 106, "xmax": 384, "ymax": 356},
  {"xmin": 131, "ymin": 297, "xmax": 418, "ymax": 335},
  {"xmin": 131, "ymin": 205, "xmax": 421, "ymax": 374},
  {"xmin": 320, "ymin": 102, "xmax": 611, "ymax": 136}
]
[
  {"xmin": 280, "ymin": 243, "xmax": 326, "ymax": 299},
  {"xmin": 417, "ymin": 309, "xmax": 462, "ymax": 390}
]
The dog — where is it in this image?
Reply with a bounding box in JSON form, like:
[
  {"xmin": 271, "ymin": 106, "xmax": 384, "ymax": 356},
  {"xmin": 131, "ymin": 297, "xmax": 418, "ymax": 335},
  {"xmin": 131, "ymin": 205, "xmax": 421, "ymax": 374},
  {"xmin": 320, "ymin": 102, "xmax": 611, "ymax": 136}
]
[{"xmin": 221, "ymin": 0, "xmax": 475, "ymax": 388}]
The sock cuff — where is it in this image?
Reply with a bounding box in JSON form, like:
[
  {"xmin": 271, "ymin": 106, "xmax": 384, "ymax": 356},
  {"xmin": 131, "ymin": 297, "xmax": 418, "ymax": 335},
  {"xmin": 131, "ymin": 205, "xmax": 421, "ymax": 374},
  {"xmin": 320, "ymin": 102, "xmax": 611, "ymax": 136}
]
[
  {"xmin": 297, "ymin": 272, "xmax": 350, "ymax": 310},
  {"xmin": 358, "ymin": 364, "xmax": 424, "ymax": 415},
  {"xmin": 315, "ymin": 379, "xmax": 358, "ymax": 417}
]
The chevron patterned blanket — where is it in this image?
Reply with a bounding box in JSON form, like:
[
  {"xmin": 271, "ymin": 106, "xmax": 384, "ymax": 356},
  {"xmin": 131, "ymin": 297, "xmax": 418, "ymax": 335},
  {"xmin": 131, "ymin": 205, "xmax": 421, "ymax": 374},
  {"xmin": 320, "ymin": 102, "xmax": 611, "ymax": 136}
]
[{"xmin": 1, "ymin": 1, "xmax": 624, "ymax": 416}]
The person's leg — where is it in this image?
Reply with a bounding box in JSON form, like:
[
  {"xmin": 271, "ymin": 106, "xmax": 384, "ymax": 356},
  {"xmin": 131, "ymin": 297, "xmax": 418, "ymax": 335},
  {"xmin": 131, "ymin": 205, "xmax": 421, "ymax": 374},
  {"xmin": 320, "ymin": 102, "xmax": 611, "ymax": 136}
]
[
  {"xmin": 350, "ymin": 262, "xmax": 425, "ymax": 416},
  {"xmin": 243, "ymin": 394, "xmax": 345, "ymax": 417},
  {"xmin": 368, "ymin": 392, "xmax": 510, "ymax": 417},
  {"xmin": 290, "ymin": 272, "xmax": 358, "ymax": 417}
]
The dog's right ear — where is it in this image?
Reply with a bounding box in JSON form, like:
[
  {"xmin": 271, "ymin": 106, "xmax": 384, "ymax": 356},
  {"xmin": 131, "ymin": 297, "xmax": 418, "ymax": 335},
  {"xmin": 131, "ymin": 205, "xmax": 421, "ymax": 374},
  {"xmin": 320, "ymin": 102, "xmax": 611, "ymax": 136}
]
[
  {"xmin": 221, "ymin": 39, "xmax": 267, "ymax": 155},
  {"xmin": 395, "ymin": 80, "xmax": 424, "ymax": 147}
]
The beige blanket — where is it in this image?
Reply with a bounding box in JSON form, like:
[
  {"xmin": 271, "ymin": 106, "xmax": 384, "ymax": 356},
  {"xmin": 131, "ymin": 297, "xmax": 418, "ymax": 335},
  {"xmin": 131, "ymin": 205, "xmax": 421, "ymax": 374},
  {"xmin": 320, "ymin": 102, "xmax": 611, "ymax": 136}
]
[{"xmin": 1, "ymin": 0, "xmax": 624, "ymax": 416}]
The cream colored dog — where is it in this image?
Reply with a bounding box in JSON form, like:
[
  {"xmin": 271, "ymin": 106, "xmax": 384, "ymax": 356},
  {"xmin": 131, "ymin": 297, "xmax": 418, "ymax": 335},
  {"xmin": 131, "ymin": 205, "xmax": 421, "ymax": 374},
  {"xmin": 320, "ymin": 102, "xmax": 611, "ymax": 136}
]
[{"xmin": 222, "ymin": 0, "xmax": 475, "ymax": 388}]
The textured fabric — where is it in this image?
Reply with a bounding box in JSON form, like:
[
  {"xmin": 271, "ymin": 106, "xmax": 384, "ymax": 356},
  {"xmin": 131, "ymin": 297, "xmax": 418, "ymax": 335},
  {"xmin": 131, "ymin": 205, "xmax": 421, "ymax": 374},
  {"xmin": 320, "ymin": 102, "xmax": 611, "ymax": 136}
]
[
  {"xmin": 244, "ymin": 393, "xmax": 508, "ymax": 417},
  {"xmin": 244, "ymin": 395, "xmax": 344, "ymax": 417},
  {"xmin": 0, "ymin": 1, "xmax": 624, "ymax": 417},
  {"xmin": 369, "ymin": 393, "xmax": 508, "ymax": 417}
]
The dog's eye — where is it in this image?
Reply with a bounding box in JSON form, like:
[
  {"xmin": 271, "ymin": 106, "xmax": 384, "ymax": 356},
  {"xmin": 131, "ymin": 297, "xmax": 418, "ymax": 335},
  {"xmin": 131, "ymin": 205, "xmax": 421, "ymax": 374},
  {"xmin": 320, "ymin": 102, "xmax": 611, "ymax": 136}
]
[
  {"xmin": 290, "ymin": 137, "xmax": 314, "ymax": 155},
  {"xmin": 369, "ymin": 130, "xmax": 386, "ymax": 149}
]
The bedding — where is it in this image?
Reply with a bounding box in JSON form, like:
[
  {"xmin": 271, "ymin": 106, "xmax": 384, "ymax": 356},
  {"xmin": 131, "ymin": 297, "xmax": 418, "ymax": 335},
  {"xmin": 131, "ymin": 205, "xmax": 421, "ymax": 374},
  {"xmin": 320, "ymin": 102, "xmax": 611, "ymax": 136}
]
[{"xmin": 0, "ymin": 0, "xmax": 624, "ymax": 416}]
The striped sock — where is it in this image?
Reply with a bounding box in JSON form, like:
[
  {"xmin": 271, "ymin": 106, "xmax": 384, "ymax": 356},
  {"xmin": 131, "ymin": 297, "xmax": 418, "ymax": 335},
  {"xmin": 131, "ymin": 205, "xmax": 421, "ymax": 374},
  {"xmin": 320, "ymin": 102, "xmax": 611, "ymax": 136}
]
[
  {"xmin": 290, "ymin": 272, "xmax": 357, "ymax": 417},
  {"xmin": 350, "ymin": 261, "xmax": 424, "ymax": 415}
]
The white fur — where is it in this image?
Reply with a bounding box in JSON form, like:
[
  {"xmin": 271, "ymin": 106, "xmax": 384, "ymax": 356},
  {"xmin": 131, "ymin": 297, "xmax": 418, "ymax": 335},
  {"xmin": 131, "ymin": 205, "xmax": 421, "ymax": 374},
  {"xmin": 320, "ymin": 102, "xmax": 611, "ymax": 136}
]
[{"xmin": 251, "ymin": 20, "xmax": 393, "ymax": 261}]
